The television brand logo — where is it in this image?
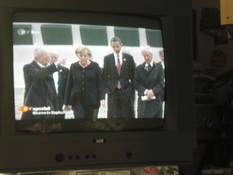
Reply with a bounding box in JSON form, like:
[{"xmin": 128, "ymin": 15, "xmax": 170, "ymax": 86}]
[{"xmin": 93, "ymin": 138, "xmax": 106, "ymax": 144}]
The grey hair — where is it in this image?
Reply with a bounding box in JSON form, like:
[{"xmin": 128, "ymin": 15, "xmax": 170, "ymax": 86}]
[
  {"xmin": 49, "ymin": 47, "xmax": 59, "ymax": 56},
  {"xmin": 159, "ymin": 49, "xmax": 164, "ymax": 57},
  {"xmin": 141, "ymin": 45, "xmax": 153, "ymax": 55},
  {"xmin": 34, "ymin": 47, "xmax": 49, "ymax": 59}
]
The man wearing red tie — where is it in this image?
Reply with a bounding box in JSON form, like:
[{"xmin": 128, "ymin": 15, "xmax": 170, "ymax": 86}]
[{"xmin": 102, "ymin": 36, "xmax": 135, "ymax": 118}]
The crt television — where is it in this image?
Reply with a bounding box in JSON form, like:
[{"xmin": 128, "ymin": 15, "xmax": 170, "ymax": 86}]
[{"xmin": 0, "ymin": 0, "xmax": 196, "ymax": 172}]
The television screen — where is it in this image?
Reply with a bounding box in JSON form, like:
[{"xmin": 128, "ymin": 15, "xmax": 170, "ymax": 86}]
[
  {"xmin": 13, "ymin": 15, "xmax": 166, "ymax": 133},
  {"xmin": 0, "ymin": 0, "xmax": 196, "ymax": 171}
]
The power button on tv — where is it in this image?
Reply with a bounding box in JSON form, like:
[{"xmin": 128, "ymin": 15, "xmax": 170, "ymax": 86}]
[
  {"xmin": 55, "ymin": 153, "xmax": 65, "ymax": 162},
  {"xmin": 125, "ymin": 151, "xmax": 132, "ymax": 159}
]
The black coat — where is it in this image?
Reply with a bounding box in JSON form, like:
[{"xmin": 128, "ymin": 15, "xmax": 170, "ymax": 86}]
[
  {"xmin": 102, "ymin": 52, "xmax": 135, "ymax": 93},
  {"xmin": 102, "ymin": 52, "xmax": 135, "ymax": 118},
  {"xmin": 21, "ymin": 60, "xmax": 60, "ymax": 119},
  {"xmin": 135, "ymin": 61, "xmax": 165, "ymax": 118},
  {"xmin": 65, "ymin": 61, "xmax": 105, "ymax": 107}
]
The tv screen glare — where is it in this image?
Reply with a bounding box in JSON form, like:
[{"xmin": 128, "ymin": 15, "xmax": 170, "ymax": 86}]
[{"xmin": 0, "ymin": 0, "xmax": 196, "ymax": 172}]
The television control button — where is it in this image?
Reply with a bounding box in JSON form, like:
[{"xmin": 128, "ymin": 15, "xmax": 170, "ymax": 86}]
[
  {"xmin": 92, "ymin": 154, "xmax": 96, "ymax": 159},
  {"xmin": 125, "ymin": 151, "xmax": 132, "ymax": 159},
  {"xmin": 75, "ymin": 154, "xmax": 80, "ymax": 159},
  {"xmin": 68, "ymin": 155, "xmax": 73, "ymax": 160},
  {"xmin": 85, "ymin": 154, "xmax": 90, "ymax": 159},
  {"xmin": 55, "ymin": 153, "xmax": 65, "ymax": 162}
]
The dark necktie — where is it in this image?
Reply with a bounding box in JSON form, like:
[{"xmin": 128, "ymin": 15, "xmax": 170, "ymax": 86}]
[{"xmin": 117, "ymin": 54, "xmax": 122, "ymax": 89}]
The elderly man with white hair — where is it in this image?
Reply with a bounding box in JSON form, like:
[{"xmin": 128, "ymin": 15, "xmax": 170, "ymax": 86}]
[
  {"xmin": 134, "ymin": 46, "xmax": 165, "ymax": 118},
  {"xmin": 21, "ymin": 47, "xmax": 65, "ymax": 120},
  {"xmin": 49, "ymin": 48, "xmax": 69, "ymax": 114}
]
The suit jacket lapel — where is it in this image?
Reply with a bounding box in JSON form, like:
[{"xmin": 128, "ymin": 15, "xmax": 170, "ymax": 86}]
[
  {"xmin": 32, "ymin": 60, "xmax": 42, "ymax": 70},
  {"xmin": 120, "ymin": 53, "xmax": 127, "ymax": 74},
  {"xmin": 110, "ymin": 54, "xmax": 118, "ymax": 74}
]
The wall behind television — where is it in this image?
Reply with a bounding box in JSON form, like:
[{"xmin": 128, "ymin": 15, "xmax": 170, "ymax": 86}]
[{"xmin": 193, "ymin": 0, "xmax": 233, "ymax": 103}]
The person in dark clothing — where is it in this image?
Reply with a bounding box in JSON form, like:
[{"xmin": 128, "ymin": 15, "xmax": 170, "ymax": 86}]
[
  {"xmin": 49, "ymin": 49, "xmax": 69, "ymax": 111},
  {"xmin": 102, "ymin": 37, "xmax": 135, "ymax": 118},
  {"xmin": 64, "ymin": 45, "xmax": 105, "ymax": 118},
  {"xmin": 134, "ymin": 46, "xmax": 165, "ymax": 118},
  {"xmin": 21, "ymin": 47, "xmax": 65, "ymax": 120}
]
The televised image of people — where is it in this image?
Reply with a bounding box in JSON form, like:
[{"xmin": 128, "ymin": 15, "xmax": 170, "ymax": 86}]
[
  {"xmin": 134, "ymin": 46, "xmax": 165, "ymax": 118},
  {"xmin": 19, "ymin": 45, "xmax": 165, "ymax": 120},
  {"xmin": 21, "ymin": 47, "xmax": 66, "ymax": 120},
  {"xmin": 102, "ymin": 36, "xmax": 135, "ymax": 118},
  {"xmin": 158, "ymin": 49, "xmax": 165, "ymax": 118},
  {"xmin": 64, "ymin": 45, "xmax": 105, "ymax": 119},
  {"xmin": 49, "ymin": 49, "xmax": 69, "ymax": 118},
  {"xmin": 158, "ymin": 49, "xmax": 165, "ymax": 69},
  {"xmin": 14, "ymin": 22, "xmax": 165, "ymax": 121}
]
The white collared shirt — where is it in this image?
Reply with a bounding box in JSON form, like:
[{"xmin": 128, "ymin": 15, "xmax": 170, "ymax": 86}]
[
  {"xmin": 145, "ymin": 61, "xmax": 153, "ymax": 70},
  {"xmin": 161, "ymin": 61, "xmax": 165, "ymax": 69},
  {"xmin": 53, "ymin": 71, "xmax": 59, "ymax": 94},
  {"xmin": 35, "ymin": 61, "xmax": 47, "ymax": 68}
]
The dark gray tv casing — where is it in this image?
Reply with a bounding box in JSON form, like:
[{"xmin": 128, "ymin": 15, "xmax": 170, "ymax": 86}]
[{"xmin": 0, "ymin": 0, "xmax": 196, "ymax": 172}]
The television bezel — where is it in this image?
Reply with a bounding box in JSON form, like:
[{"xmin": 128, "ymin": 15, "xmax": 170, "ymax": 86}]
[{"xmin": 0, "ymin": 0, "xmax": 196, "ymax": 172}]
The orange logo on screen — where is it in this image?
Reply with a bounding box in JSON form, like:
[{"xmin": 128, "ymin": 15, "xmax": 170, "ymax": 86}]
[{"xmin": 19, "ymin": 105, "xmax": 32, "ymax": 113}]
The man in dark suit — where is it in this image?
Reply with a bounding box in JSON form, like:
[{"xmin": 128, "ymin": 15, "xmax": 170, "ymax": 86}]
[
  {"xmin": 21, "ymin": 47, "xmax": 65, "ymax": 120},
  {"xmin": 158, "ymin": 49, "xmax": 165, "ymax": 69},
  {"xmin": 102, "ymin": 36, "xmax": 135, "ymax": 118},
  {"xmin": 134, "ymin": 46, "xmax": 165, "ymax": 118},
  {"xmin": 49, "ymin": 50, "xmax": 69, "ymax": 111},
  {"xmin": 158, "ymin": 49, "xmax": 165, "ymax": 117}
]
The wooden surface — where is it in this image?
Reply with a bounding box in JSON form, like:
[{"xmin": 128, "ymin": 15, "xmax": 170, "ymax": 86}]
[{"xmin": 220, "ymin": 0, "xmax": 233, "ymax": 24}]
